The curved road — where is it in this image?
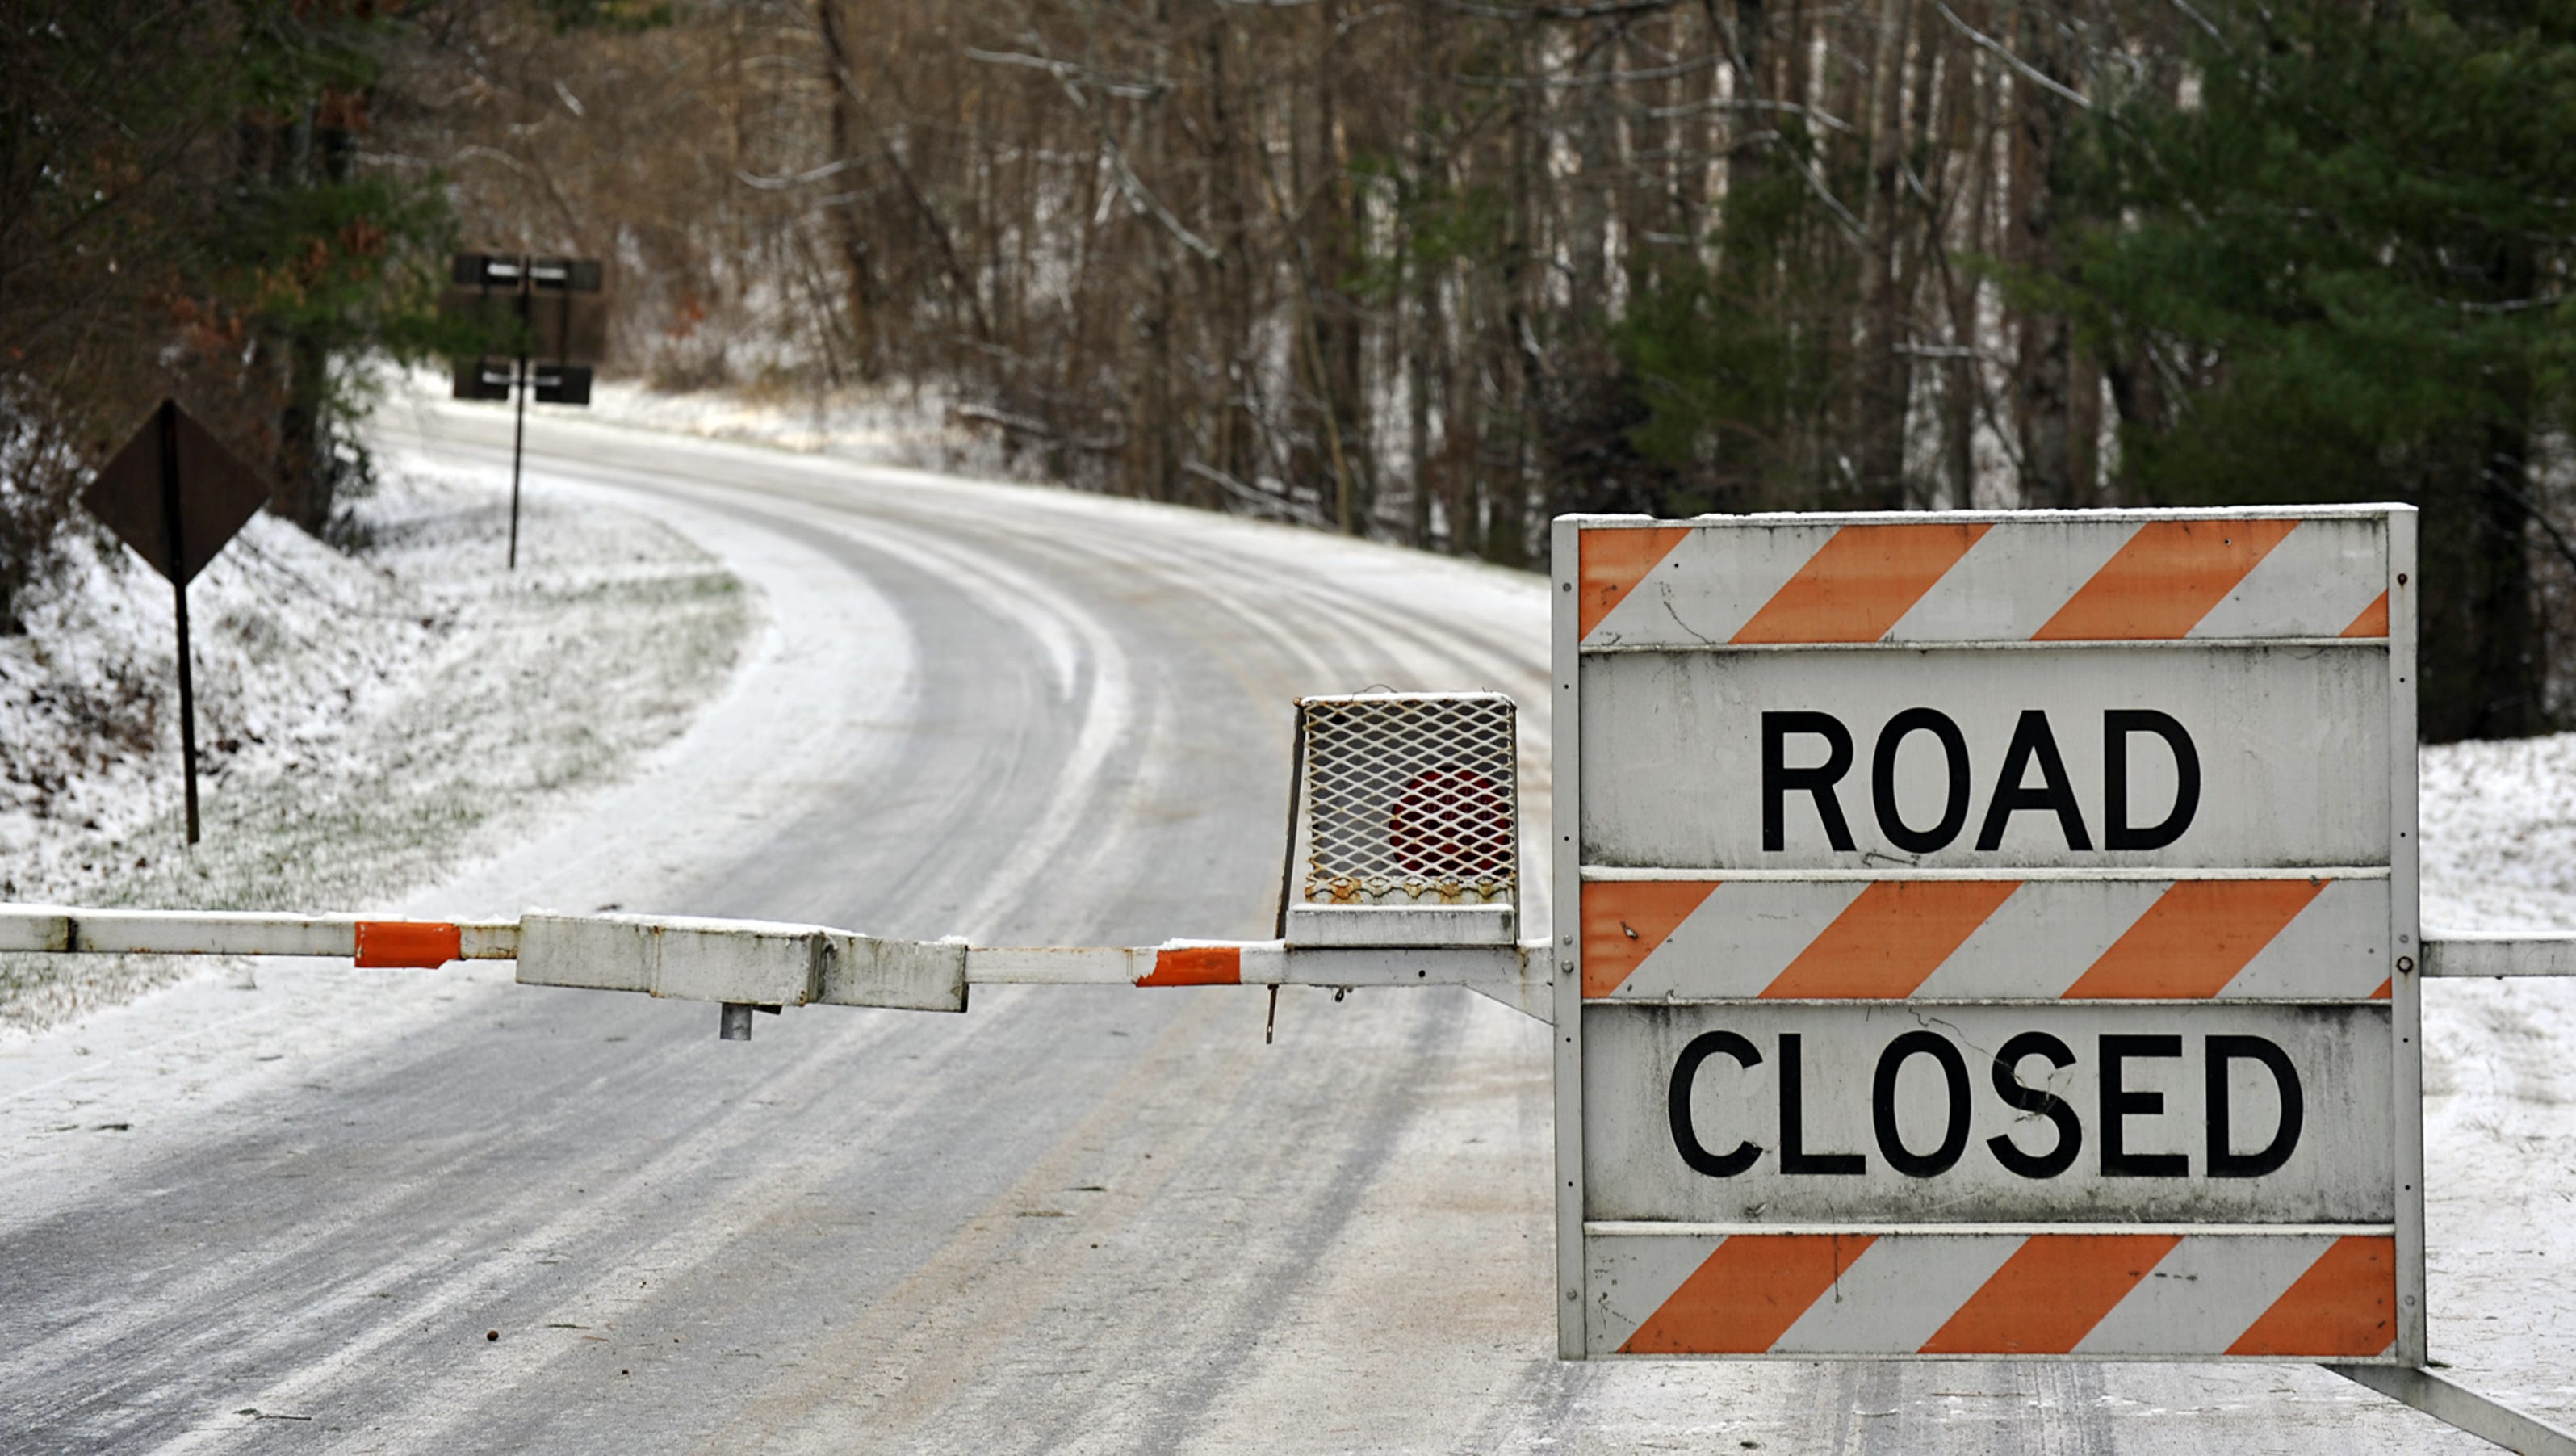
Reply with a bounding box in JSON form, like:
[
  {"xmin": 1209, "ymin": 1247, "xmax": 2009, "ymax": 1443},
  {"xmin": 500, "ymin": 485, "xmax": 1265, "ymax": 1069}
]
[{"xmin": 0, "ymin": 405, "xmax": 2499, "ymax": 1453}]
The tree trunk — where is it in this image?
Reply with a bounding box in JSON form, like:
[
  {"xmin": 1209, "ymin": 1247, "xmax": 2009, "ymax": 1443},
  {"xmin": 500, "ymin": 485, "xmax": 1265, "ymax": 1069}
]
[
  {"xmin": 2007, "ymin": 2, "xmax": 2073, "ymax": 506},
  {"xmin": 272, "ymin": 102, "xmax": 344, "ymax": 533},
  {"xmin": 1853, "ymin": 0, "xmax": 1915, "ymax": 508},
  {"xmin": 817, "ymin": 0, "xmax": 882, "ymax": 382}
]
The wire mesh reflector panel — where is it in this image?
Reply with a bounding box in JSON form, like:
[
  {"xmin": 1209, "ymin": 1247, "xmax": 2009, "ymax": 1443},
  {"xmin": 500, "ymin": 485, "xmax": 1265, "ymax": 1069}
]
[{"xmin": 1301, "ymin": 693, "xmax": 1518, "ymax": 906}]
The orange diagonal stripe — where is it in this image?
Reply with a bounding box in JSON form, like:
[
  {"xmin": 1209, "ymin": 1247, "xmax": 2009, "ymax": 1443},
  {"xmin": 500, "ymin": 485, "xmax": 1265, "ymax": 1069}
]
[
  {"xmin": 2226, "ymin": 1236, "xmax": 2396, "ymax": 1357},
  {"xmin": 1620, "ymin": 1235, "xmax": 1876, "ymax": 1355},
  {"xmin": 1582, "ymin": 880, "xmax": 1719, "ymax": 998},
  {"xmin": 1732, "ymin": 522, "xmax": 1991, "ymax": 644},
  {"xmin": 2372, "ymin": 977, "xmax": 2393, "ymax": 1001},
  {"xmin": 2343, "ymin": 590, "xmax": 2390, "ymax": 638},
  {"xmin": 1579, "ymin": 526, "xmax": 1694, "ymax": 639},
  {"xmin": 1919, "ymin": 1234, "xmax": 2182, "ymax": 1355},
  {"xmin": 1138, "ymin": 946, "xmax": 1241, "ymax": 987},
  {"xmin": 2035, "ymin": 518, "xmax": 2301, "ymax": 640},
  {"xmin": 1760, "ymin": 880, "xmax": 2021, "ymax": 999},
  {"xmin": 354, "ymin": 921, "xmax": 461, "ymax": 968},
  {"xmin": 2063, "ymin": 879, "xmax": 2327, "ymax": 999}
]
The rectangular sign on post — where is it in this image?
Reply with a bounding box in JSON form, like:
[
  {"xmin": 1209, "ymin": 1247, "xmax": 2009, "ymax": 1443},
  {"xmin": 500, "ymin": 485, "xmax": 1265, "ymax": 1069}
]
[{"xmin": 1552, "ymin": 507, "xmax": 2422, "ymax": 1364}]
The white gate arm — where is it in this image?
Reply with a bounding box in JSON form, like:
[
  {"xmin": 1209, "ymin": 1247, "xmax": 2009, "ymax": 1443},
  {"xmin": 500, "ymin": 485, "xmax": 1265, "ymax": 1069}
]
[
  {"xmin": 965, "ymin": 940, "xmax": 1552, "ymax": 1023},
  {"xmin": 27, "ymin": 899, "xmax": 2576, "ymax": 1033},
  {"xmin": 2422, "ymin": 931, "xmax": 2576, "ymax": 977},
  {"xmin": 0, "ymin": 905, "xmax": 1556, "ymax": 1033},
  {"xmin": 0, "ymin": 907, "xmax": 522, "ymax": 965}
]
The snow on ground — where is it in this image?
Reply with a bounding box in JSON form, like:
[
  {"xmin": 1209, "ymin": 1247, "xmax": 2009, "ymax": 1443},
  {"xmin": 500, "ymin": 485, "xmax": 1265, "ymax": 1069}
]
[
  {"xmin": 0, "ymin": 455, "xmax": 753, "ymax": 1034},
  {"xmin": 399, "ymin": 364, "xmax": 1016, "ymax": 481},
  {"xmin": 2423, "ymin": 734, "xmax": 2576, "ymax": 930},
  {"xmin": 2415, "ymin": 735, "xmax": 2576, "ymax": 1420}
]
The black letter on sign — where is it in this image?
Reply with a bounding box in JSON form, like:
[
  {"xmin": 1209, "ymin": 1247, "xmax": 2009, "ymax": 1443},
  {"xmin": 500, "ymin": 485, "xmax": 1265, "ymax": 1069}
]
[
  {"xmin": 1872, "ymin": 709, "xmax": 1971, "ymax": 854},
  {"xmin": 1873, "ymin": 1030, "xmax": 1971, "ymax": 1177},
  {"xmin": 1987, "ymin": 1031, "xmax": 2083, "ymax": 1179},
  {"xmin": 1763, "ymin": 712, "xmax": 1856, "ymax": 852},
  {"xmin": 2206, "ymin": 1034, "xmax": 2304, "ymax": 1177},
  {"xmin": 2105, "ymin": 710, "xmax": 2201, "ymax": 851},
  {"xmin": 1975, "ymin": 710, "xmax": 2093, "ymax": 852},
  {"xmin": 2101, "ymin": 1034, "xmax": 2188, "ymax": 1177},
  {"xmin": 1669, "ymin": 1030, "xmax": 1764, "ymax": 1178},
  {"xmin": 1778, "ymin": 1033, "xmax": 1865, "ymax": 1174}
]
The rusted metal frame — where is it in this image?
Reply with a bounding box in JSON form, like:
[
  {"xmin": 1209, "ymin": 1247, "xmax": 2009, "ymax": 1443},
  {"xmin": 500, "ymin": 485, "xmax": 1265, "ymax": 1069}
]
[{"xmin": 1550, "ymin": 517, "xmax": 1588, "ymax": 1359}]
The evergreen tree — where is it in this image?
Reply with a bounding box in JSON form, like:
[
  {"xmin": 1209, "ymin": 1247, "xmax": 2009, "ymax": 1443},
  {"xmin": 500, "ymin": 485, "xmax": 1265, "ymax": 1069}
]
[
  {"xmin": 2062, "ymin": 0, "xmax": 2576, "ymax": 740},
  {"xmin": 0, "ymin": 0, "xmax": 450, "ymax": 619}
]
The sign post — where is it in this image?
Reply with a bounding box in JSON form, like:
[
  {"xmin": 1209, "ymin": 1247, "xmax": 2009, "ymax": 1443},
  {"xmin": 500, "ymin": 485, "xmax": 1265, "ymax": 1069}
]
[
  {"xmin": 1552, "ymin": 508, "xmax": 2420, "ymax": 1364},
  {"xmin": 78, "ymin": 399, "xmax": 271, "ymax": 845},
  {"xmin": 441, "ymin": 254, "xmax": 606, "ymax": 568}
]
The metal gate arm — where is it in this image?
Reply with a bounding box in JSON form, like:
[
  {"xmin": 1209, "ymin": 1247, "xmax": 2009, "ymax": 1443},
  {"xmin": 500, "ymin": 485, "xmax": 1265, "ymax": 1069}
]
[
  {"xmin": 0, "ymin": 904, "xmax": 1554, "ymax": 1022},
  {"xmin": 2423, "ymin": 934, "xmax": 2576, "ymax": 977},
  {"xmin": 0, "ymin": 906, "xmax": 517, "ymax": 963},
  {"xmin": 964, "ymin": 939, "xmax": 1556, "ymax": 1023},
  {"xmin": 515, "ymin": 913, "xmax": 968, "ymax": 1013}
]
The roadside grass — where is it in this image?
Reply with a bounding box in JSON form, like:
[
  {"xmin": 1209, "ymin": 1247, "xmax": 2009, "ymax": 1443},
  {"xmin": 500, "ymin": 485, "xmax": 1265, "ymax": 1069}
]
[{"xmin": 0, "ymin": 470, "xmax": 753, "ymax": 1034}]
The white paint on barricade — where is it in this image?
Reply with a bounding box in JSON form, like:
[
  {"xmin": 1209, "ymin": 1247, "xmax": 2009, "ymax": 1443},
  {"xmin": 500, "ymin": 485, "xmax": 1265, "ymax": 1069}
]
[
  {"xmin": 1579, "ymin": 648, "xmax": 2390, "ymax": 870},
  {"xmin": 1551, "ymin": 507, "xmax": 2425, "ymax": 1367},
  {"xmin": 1585, "ymin": 1003, "xmax": 2392, "ymax": 1223}
]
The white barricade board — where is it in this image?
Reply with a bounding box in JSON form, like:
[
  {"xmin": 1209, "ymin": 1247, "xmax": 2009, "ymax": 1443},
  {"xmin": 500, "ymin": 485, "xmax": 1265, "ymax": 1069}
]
[{"xmin": 1550, "ymin": 508, "xmax": 2423, "ymax": 1363}]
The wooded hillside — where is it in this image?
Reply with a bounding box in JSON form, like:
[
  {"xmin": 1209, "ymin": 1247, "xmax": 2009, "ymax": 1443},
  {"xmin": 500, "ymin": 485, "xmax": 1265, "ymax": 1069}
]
[{"xmin": 6, "ymin": 0, "xmax": 2574, "ymax": 738}]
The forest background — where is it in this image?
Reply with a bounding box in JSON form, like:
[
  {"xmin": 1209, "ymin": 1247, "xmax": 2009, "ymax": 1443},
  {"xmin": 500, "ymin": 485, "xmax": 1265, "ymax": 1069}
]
[{"xmin": 4, "ymin": 0, "xmax": 2572, "ymax": 741}]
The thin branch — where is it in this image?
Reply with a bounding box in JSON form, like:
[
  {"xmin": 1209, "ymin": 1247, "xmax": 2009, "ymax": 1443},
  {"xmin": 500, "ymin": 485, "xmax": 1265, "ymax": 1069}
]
[
  {"xmin": 1932, "ymin": 2, "xmax": 2092, "ymax": 111},
  {"xmin": 1185, "ymin": 459, "xmax": 1338, "ymax": 530}
]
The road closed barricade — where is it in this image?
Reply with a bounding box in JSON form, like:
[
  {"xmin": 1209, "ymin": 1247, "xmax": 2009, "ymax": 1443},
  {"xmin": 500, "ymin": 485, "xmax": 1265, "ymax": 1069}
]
[{"xmin": 1554, "ymin": 508, "xmax": 2428, "ymax": 1367}]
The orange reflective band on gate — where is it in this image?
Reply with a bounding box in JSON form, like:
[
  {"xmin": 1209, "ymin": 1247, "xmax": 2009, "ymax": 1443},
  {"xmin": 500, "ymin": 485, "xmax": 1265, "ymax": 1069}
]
[
  {"xmin": 1759, "ymin": 879, "xmax": 2021, "ymax": 999},
  {"xmin": 354, "ymin": 921, "xmax": 462, "ymax": 968},
  {"xmin": 1732, "ymin": 522, "xmax": 1992, "ymax": 644},
  {"xmin": 1138, "ymin": 946, "xmax": 1242, "ymax": 987},
  {"xmin": 2343, "ymin": 590, "xmax": 2391, "ymax": 639},
  {"xmin": 2226, "ymin": 1236, "xmax": 2397, "ymax": 1357},
  {"xmin": 1619, "ymin": 1234, "xmax": 1876, "ymax": 1355},
  {"xmin": 1919, "ymin": 1234, "xmax": 2181, "ymax": 1355},
  {"xmin": 2035, "ymin": 518, "xmax": 2300, "ymax": 640}
]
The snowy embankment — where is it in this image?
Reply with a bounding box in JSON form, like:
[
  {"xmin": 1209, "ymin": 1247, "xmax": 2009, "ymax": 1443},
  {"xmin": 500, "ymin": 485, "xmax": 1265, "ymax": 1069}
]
[
  {"xmin": 0, "ymin": 454, "xmax": 752, "ymax": 1034},
  {"xmin": 578, "ymin": 372, "xmax": 1000, "ymax": 475}
]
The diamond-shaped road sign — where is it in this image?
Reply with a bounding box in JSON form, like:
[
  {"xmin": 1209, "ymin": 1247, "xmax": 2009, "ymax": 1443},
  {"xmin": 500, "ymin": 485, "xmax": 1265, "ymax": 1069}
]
[
  {"xmin": 78, "ymin": 398, "xmax": 270, "ymax": 844},
  {"xmin": 80, "ymin": 400, "xmax": 268, "ymax": 586}
]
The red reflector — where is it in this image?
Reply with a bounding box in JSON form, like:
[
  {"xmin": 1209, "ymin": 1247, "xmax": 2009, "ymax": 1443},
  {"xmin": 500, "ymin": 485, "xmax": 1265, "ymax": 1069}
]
[{"xmin": 355, "ymin": 921, "xmax": 462, "ymax": 968}]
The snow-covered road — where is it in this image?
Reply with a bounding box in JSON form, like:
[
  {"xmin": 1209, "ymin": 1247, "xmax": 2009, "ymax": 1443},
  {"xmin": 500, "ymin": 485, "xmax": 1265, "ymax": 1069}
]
[{"xmin": 0, "ymin": 401, "xmax": 2568, "ymax": 1453}]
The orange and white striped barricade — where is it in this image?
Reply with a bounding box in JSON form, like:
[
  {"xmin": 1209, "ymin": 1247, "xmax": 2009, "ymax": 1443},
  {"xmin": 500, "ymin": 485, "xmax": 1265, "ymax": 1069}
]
[{"xmin": 1552, "ymin": 510, "xmax": 2445, "ymax": 1378}]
